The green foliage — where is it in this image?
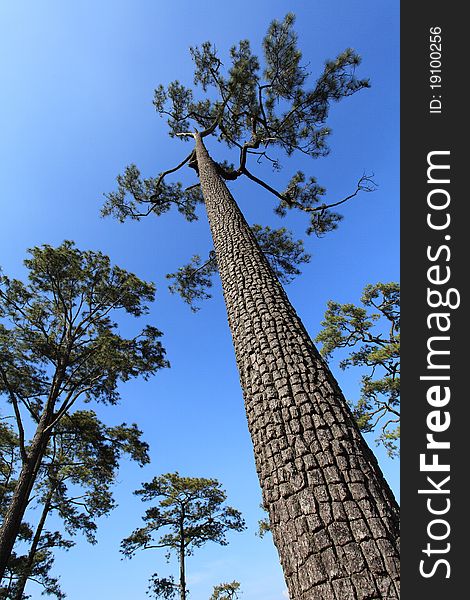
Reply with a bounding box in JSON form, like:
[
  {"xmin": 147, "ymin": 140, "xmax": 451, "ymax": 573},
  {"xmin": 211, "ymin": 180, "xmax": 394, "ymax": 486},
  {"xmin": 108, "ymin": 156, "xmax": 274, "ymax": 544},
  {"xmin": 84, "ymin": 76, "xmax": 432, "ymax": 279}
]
[
  {"xmin": 250, "ymin": 224, "xmax": 310, "ymax": 281},
  {"xmin": 0, "ymin": 419, "xmax": 19, "ymax": 504},
  {"xmin": 210, "ymin": 581, "xmax": 241, "ymax": 600},
  {"xmin": 166, "ymin": 253, "xmax": 218, "ymax": 312},
  {"xmin": 256, "ymin": 517, "xmax": 271, "ymax": 539},
  {"xmin": 1, "ymin": 409, "xmax": 150, "ymax": 598},
  {"xmin": 182, "ymin": 14, "xmax": 368, "ymax": 157},
  {"xmin": 0, "ymin": 240, "xmax": 168, "ymax": 414},
  {"xmin": 103, "ymin": 13, "xmax": 372, "ymax": 237},
  {"xmin": 256, "ymin": 502, "xmax": 271, "ymax": 539},
  {"xmin": 102, "ymin": 164, "xmax": 204, "ymax": 223},
  {"xmin": 41, "ymin": 410, "xmax": 150, "ymax": 543},
  {"xmin": 315, "ymin": 283, "xmax": 400, "ymax": 456},
  {"xmin": 3, "ymin": 532, "xmax": 71, "ymax": 600},
  {"xmin": 0, "ymin": 241, "xmax": 167, "ymax": 592},
  {"xmin": 277, "ymin": 172, "xmax": 337, "ymax": 236},
  {"xmin": 147, "ymin": 574, "xmax": 177, "ymax": 600},
  {"xmin": 122, "ymin": 472, "xmax": 245, "ymax": 557},
  {"xmin": 121, "ymin": 473, "xmax": 245, "ymax": 599},
  {"xmin": 166, "ymin": 225, "xmax": 310, "ymax": 311}
]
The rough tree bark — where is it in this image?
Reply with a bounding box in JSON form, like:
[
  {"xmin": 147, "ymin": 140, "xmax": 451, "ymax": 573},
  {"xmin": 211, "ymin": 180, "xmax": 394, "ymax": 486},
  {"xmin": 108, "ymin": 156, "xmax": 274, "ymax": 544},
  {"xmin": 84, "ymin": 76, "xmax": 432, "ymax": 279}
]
[{"xmin": 194, "ymin": 133, "xmax": 400, "ymax": 600}]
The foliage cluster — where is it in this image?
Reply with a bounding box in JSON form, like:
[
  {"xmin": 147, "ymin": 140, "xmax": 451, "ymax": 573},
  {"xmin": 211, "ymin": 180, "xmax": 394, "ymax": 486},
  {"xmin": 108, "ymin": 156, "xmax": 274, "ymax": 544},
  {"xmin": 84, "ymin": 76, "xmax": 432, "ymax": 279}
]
[{"xmin": 316, "ymin": 282, "xmax": 400, "ymax": 456}]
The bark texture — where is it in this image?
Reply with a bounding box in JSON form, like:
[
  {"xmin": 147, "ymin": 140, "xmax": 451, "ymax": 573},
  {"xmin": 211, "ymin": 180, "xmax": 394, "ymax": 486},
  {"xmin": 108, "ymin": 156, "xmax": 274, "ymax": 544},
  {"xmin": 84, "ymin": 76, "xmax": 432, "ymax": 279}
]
[{"xmin": 195, "ymin": 134, "xmax": 400, "ymax": 600}]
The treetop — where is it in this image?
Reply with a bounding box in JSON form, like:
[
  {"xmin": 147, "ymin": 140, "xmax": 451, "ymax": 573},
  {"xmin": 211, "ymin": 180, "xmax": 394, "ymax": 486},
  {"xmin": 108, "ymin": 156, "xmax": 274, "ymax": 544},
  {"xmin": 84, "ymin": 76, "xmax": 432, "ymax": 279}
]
[
  {"xmin": 0, "ymin": 241, "xmax": 168, "ymax": 426},
  {"xmin": 121, "ymin": 472, "xmax": 245, "ymax": 559},
  {"xmin": 103, "ymin": 13, "xmax": 374, "ymax": 237}
]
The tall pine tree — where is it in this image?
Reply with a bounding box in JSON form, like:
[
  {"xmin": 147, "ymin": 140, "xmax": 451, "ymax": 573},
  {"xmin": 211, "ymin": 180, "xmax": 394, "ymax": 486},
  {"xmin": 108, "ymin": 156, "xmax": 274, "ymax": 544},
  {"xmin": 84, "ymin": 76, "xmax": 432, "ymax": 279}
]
[{"xmin": 104, "ymin": 15, "xmax": 399, "ymax": 599}]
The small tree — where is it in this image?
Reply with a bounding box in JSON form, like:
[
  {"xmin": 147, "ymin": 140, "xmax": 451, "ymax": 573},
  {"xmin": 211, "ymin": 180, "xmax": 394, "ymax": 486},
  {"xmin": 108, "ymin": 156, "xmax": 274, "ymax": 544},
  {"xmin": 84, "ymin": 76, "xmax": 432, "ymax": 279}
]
[
  {"xmin": 210, "ymin": 581, "xmax": 241, "ymax": 600},
  {"xmin": 315, "ymin": 282, "xmax": 400, "ymax": 456},
  {"xmin": 0, "ymin": 241, "xmax": 168, "ymax": 580},
  {"xmin": 121, "ymin": 473, "xmax": 245, "ymax": 600}
]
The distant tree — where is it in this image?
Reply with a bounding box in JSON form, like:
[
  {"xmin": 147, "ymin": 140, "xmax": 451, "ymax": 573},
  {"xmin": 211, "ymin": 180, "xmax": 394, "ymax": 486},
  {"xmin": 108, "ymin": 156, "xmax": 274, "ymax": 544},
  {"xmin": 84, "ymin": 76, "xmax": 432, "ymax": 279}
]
[
  {"xmin": 315, "ymin": 282, "xmax": 400, "ymax": 457},
  {"xmin": 104, "ymin": 14, "xmax": 399, "ymax": 598},
  {"xmin": 3, "ymin": 410, "xmax": 149, "ymax": 600},
  {"xmin": 0, "ymin": 242, "xmax": 168, "ymax": 581},
  {"xmin": 121, "ymin": 473, "xmax": 245, "ymax": 600},
  {"xmin": 209, "ymin": 581, "xmax": 241, "ymax": 600}
]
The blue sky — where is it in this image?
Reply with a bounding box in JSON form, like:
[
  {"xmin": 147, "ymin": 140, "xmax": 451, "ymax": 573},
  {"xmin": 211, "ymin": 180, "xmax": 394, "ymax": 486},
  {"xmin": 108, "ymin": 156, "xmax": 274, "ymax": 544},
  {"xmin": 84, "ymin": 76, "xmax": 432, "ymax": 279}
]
[{"xmin": 0, "ymin": 1, "xmax": 399, "ymax": 599}]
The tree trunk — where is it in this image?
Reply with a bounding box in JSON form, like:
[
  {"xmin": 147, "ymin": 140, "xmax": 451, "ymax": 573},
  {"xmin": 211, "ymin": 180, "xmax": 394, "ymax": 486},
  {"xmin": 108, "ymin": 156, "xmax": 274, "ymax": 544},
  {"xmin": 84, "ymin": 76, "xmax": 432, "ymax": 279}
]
[
  {"xmin": 179, "ymin": 526, "xmax": 186, "ymax": 600},
  {"xmin": 0, "ymin": 419, "xmax": 50, "ymax": 582},
  {"xmin": 194, "ymin": 133, "xmax": 400, "ymax": 600}
]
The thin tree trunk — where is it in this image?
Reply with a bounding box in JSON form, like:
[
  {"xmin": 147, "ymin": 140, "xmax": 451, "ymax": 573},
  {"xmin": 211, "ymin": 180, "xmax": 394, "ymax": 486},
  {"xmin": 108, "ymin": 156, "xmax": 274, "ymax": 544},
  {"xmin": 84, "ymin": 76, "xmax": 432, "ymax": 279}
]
[
  {"xmin": 194, "ymin": 133, "xmax": 400, "ymax": 600},
  {"xmin": 0, "ymin": 419, "xmax": 50, "ymax": 582},
  {"xmin": 13, "ymin": 489, "xmax": 53, "ymax": 600},
  {"xmin": 179, "ymin": 517, "xmax": 186, "ymax": 600}
]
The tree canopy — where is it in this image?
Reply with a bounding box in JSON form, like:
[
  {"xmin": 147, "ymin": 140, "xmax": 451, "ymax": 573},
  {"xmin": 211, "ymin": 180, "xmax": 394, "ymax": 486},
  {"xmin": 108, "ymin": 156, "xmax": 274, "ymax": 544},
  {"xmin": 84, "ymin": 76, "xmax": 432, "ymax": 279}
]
[
  {"xmin": 0, "ymin": 240, "xmax": 168, "ymax": 454},
  {"xmin": 103, "ymin": 14, "xmax": 372, "ymax": 231}
]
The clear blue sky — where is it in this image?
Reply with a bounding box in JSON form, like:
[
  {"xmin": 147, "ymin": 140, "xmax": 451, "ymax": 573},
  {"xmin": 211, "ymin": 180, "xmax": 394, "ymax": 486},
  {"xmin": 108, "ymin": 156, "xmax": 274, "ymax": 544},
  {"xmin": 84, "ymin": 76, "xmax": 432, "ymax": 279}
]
[{"xmin": 0, "ymin": 1, "xmax": 399, "ymax": 599}]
